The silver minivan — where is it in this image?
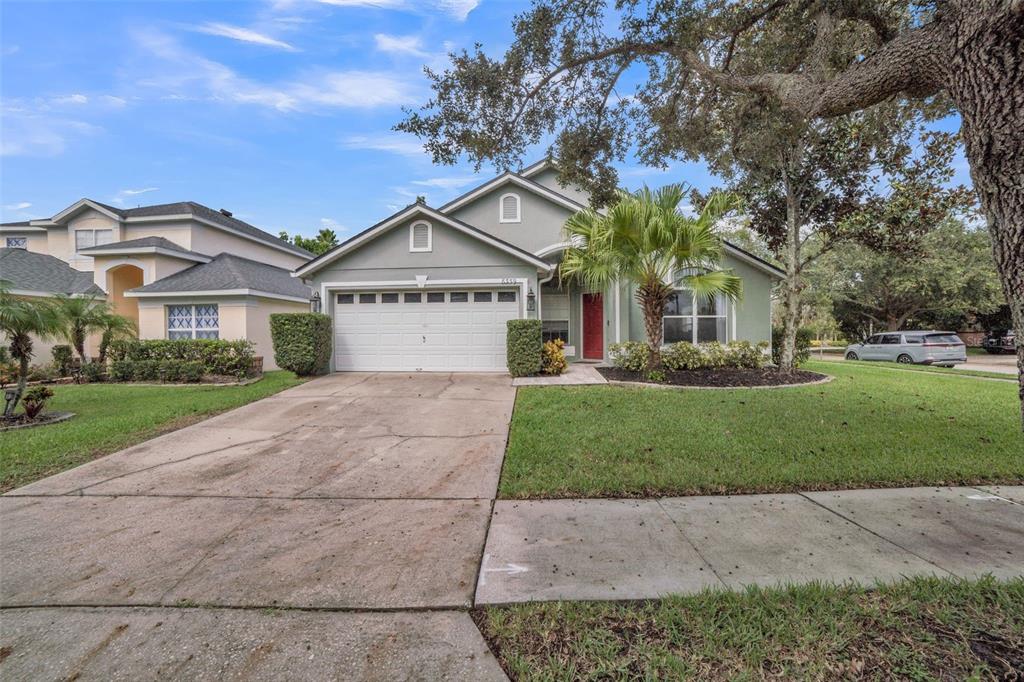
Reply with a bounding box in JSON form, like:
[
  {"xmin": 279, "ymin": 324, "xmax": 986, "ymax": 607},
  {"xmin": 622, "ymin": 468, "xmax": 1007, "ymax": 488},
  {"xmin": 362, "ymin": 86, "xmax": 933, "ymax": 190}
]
[{"xmin": 845, "ymin": 331, "xmax": 966, "ymax": 367}]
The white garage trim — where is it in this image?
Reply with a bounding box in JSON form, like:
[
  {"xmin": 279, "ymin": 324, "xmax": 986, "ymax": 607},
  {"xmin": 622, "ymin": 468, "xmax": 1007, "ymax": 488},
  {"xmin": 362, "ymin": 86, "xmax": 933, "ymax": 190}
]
[{"xmin": 320, "ymin": 278, "xmax": 530, "ymax": 315}]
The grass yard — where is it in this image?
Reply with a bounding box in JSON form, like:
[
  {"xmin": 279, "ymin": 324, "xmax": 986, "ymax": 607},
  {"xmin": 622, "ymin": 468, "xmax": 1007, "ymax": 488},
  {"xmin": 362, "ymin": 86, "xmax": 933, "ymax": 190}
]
[
  {"xmin": 476, "ymin": 576, "xmax": 1024, "ymax": 681},
  {"xmin": 0, "ymin": 371, "xmax": 304, "ymax": 492},
  {"xmin": 500, "ymin": 360, "xmax": 1023, "ymax": 498}
]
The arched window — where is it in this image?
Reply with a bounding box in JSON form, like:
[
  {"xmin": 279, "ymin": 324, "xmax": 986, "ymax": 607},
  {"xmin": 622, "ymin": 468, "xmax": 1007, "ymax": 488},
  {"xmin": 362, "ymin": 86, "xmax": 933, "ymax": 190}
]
[
  {"xmin": 499, "ymin": 193, "xmax": 521, "ymax": 223},
  {"xmin": 409, "ymin": 221, "xmax": 432, "ymax": 252}
]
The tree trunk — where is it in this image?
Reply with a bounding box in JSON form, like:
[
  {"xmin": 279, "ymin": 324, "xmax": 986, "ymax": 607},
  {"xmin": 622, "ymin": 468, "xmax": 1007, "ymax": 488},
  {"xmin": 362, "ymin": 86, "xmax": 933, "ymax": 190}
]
[
  {"xmin": 73, "ymin": 328, "xmax": 87, "ymax": 363},
  {"xmin": 945, "ymin": 5, "xmax": 1024, "ymax": 428},
  {"xmin": 4, "ymin": 336, "xmax": 30, "ymax": 418},
  {"xmin": 777, "ymin": 164, "xmax": 804, "ymax": 374},
  {"xmin": 636, "ymin": 280, "xmax": 671, "ymax": 371}
]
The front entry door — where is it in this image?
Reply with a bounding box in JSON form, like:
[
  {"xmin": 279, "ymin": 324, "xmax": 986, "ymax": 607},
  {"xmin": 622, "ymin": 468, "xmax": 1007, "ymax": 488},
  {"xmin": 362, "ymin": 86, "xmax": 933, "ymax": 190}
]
[{"xmin": 582, "ymin": 293, "xmax": 604, "ymax": 360}]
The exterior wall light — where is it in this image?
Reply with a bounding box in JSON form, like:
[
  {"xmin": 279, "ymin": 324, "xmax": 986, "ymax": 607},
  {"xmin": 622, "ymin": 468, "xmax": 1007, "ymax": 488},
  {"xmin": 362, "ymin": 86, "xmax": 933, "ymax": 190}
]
[
  {"xmin": 311, "ymin": 291, "xmax": 322, "ymax": 313},
  {"xmin": 526, "ymin": 287, "xmax": 536, "ymax": 312}
]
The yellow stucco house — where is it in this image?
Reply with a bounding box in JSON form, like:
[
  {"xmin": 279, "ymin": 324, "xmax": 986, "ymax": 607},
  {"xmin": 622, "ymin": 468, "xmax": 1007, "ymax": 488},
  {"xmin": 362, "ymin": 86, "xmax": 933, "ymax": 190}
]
[{"xmin": 1, "ymin": 199, "xmax": 312, "ymax": 369}]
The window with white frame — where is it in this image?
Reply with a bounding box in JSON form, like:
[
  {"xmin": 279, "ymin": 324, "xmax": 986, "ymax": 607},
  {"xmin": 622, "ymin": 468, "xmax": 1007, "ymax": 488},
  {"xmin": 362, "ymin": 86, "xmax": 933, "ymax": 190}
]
[
  {"xmin": 409, "ymin": 221, "xmax": 432, "ymax": 252},
  {"xmin": 663, "ymin": 290, "xmax": 727, "ymax": 344},
  {"xmin": 499, "ymin": 193, "xmax": 521, "ymax": 223},
  {"xmin": 167, "ymin": 304, "xmax": 219, "ymax": 339},
  {"xmin": 75, "ymin": 229, "xmax": 114, "ymax": 252},
  {"xmin": 5, "ymin": 237, "xmax": 27, "ymax": 249}
]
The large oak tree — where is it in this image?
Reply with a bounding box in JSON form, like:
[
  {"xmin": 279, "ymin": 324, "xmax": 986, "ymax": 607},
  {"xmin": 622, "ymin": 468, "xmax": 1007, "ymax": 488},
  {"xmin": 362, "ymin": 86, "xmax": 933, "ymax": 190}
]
[{"xmin": 399, "ymin": 0, "xmax": 1024, "ymax": 422}]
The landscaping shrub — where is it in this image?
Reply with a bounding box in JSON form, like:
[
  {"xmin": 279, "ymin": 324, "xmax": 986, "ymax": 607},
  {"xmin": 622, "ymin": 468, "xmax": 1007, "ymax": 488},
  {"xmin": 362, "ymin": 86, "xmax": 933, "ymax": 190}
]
[
  {"xmin": 541, "ymin": 338, "xmax": 568, "ymax": 375},
  {"xmin": 609, "ymin": 341, "xmax": 648, "ymax": 371},
  {"xmin": 52, "ymin": 345, "xmax": 73, "ymax": 376},
  {"xmin": 108, "ymin": 339, "xmax": 255, "ymax": 377},
  {"xmin": 25, "ymin": 364, "xmax": 58, "ymax": 382},
  {"xmin": 110, "ymin": 360, "xmax": 134, "ymax": 382},
  {"xmin": 700, "ymin": 342, "xmax": 729, "ymax": 368},
  {"xmin": 180, "ymin": 361, "xmax": 204, "ymax": 383},
  {"xmin": 771, "ymin": 326, "xmax": 813, "ymax": 366},
  {"xmin": 133, "ymin": 360, "xmax": 161, "ymax": 382},
  {"xmin": 662, "ymin": 342, "xmax": 703, "ymax": 370},
  {"xmin": 727, "ymin": 341, "xmax": 770, "ymax": 369},
  {"xmin": 80, "ymin": 362, "xmax": 105, "ymax": 383},
  {"xmin": 21, "ymin": 386, "xmax": 54, "ymax": 419},
  {"xmin": 270, "ymin": 313, "xmax": 332, "ymax": 376},
  {"xmin": 159, "ymin": 360, "xmax": 182, "ymax": 382},
  {"xmin": 507, "ymin": 319, "xmax": 542, "ymax": 377}
]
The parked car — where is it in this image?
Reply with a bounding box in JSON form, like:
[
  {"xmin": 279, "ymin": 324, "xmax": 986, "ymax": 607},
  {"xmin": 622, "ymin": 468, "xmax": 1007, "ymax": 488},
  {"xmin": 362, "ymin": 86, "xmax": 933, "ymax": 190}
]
[
  {"xmin": 844, "ymin": 331, "xmax": 966, "ymax": 367},
  {"xmin": 981, "ymin": 330, "xmax": 1017, "ymax": 355}
]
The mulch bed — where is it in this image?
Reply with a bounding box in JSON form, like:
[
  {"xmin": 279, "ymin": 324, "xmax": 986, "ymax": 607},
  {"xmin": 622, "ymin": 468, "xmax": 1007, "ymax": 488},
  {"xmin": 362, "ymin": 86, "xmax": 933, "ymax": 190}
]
[
  {"xmin": 0, "ymin": 411, "xmax": 75, "ymax": 431},
  {"xmin": 597, "ymin": 366, "xmax": 828, "ymax": 387}
]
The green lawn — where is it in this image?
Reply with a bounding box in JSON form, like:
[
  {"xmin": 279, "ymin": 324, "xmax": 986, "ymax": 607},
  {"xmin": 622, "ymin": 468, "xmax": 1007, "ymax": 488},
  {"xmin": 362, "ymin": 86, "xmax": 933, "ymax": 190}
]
[
  {"xmin": 477, "ymin": 576, "xmax": 1024, "ymax": 681},
  {"xmin": 500, "ymin": 360, "xmax": 1023, "ymax": 498},
  {"xmin": 0, "ymin": 371, "xmax": 304, "ymax": 492}
]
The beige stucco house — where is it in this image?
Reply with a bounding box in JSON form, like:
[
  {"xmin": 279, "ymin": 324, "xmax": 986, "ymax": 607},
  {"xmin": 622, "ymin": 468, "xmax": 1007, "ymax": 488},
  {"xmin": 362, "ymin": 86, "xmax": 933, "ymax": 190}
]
[{"xmin": 1, "ymin": 199, "xmax": 312, "ymax": 369}]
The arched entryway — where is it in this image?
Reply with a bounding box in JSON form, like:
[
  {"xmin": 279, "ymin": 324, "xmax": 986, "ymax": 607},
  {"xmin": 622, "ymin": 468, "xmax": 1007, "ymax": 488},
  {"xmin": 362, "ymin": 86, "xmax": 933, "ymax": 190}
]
[{"xmin": 105, "ymin": 264, "xmax": 145, "ymax": 328}]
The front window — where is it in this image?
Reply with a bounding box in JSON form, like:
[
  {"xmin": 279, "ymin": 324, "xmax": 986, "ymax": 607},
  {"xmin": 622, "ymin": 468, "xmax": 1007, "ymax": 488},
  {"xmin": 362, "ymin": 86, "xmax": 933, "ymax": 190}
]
[
  {"xmin": 663, "ymin": 290, "xmax": 726, "ymax": 344},
  {"xmin": 5, "ymin": 237, "xmax": 27, "ymax": 249},
  {"xmin": 542, "ymin": 320, "xmax": 569, "ymax": 344},
  {"xmin": 75, "ymin": 229, "xmax": 114, "ymax": 252},
  {"xmin": 167, "ymin": 304, "xmax": 219, "ymax": 339}
]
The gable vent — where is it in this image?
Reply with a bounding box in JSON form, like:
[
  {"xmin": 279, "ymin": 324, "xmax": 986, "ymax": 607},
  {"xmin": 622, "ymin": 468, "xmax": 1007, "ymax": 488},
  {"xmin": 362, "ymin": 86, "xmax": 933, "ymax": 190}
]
[
  {"xmin": 410, "ymin": 221, "xmax": 431, "ymax": 252},
  {"xmin": 500, "ymin": 193, "xmax": 520, "ymax": 223}
]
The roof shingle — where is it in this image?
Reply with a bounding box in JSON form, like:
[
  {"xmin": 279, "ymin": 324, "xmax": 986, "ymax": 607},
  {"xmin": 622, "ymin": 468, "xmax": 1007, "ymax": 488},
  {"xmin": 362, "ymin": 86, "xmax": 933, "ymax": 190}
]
[
  {"xmin": 0, "ymin": 248, "xmax": 105, "ymax": 296},
  {"xmin": 129, "ymin": 253, "xmax": 311, "ymax": 300}
]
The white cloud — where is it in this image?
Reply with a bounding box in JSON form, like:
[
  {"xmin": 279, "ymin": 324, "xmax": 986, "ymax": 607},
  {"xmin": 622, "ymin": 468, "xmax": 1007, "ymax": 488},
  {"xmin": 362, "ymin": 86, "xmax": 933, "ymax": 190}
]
[
  {"xmin": 2, "ymin": 45, "xmax": 19, "ymax": 56},
  {"xmin": 112, "ymin": 187, "xmax": 159, "ymax": 205},
  {"xmin": 319, "ymin": 217, "xmax": 348, "ymax": 233},
  {"xmin": 133, "ymin": 30, "xmax": 417, "ymax": 112},
  {"xmin": 374, "ymin": 33, "xmax": 428, "ymax": 57},
  {"xmin": 52, "ymin": 94, "xmax": 89, "ymax": 105},
  {"xmin": 194, "ymin": 22, "xmax": 298, "ymax": 51},
  {"xmin": 313, "ymin": 0, "xmax": 478, "ymax": 21},
  {"xmin": 340, "ymin": 133, "xmax": 425, "ymax": 157},
  {"xmin": 411, "ymin": 177, "xmax": 474, "ymax": 189},
  {"xmin": 3, "ymin": 202, "xmax": 31, "ymax": 211},
  {"xmin": 0, "ymin": 104, "xmax": 101, "ymax": 157}
]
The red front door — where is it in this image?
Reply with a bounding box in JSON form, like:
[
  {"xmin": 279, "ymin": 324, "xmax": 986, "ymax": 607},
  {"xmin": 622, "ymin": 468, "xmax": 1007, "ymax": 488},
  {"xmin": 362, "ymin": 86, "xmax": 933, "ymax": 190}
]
[{"xmin": 582, "ymin": 293, "xmax": 604, "ymax": 360}]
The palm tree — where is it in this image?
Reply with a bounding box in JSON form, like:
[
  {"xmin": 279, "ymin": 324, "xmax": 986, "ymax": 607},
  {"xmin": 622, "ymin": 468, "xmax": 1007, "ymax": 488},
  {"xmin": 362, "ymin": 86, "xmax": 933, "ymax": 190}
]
[
  {"xmin": 97, "ymin": 311, "xmax": 138, "ymax": 364},
  {"xmin": 0, "ymin": 281, "xmax": 63, "ymax": 416},
  {"xmin": 54, "ymin": 294, "xmax": 110, "ymax": 363},
  {"xmin": 561, "ymin": 184, "xmax": 743, "ymax": 370}
]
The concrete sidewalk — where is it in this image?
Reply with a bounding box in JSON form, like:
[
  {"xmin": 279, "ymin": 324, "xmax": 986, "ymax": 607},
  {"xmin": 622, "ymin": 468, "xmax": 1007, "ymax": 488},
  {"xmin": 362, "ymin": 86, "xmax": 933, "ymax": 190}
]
[{"xmin": 476, "ymin": 486, "xmax": 1024, "ymax": 604}]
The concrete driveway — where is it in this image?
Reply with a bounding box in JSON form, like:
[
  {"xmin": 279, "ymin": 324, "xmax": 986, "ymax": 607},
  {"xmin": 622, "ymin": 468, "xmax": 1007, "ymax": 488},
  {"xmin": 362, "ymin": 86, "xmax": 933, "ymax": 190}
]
[{"xmin": 0, "ymin": 372, "xmax": 512, "ymax": 680}]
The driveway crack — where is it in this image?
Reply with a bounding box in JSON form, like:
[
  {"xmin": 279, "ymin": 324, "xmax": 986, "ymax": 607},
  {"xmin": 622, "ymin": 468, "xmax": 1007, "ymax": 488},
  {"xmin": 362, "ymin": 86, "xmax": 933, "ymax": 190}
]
[{"xmin": 655, "ymin": 499, "xmax": 727, "ymax": 587}]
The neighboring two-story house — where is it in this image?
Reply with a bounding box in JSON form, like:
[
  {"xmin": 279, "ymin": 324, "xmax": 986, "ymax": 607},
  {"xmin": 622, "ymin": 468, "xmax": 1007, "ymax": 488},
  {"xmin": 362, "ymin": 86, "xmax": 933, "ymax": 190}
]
[
  {"xmin": 1, "ymin": 200, "xmax": 312, "ymax": 369},
  {"xmin": 295, "ymin": 160, "xmax": 783, "ymax": 372}
]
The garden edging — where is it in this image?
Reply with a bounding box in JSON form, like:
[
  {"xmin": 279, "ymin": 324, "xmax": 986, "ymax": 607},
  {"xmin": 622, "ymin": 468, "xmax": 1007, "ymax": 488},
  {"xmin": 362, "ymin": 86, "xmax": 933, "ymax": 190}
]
[{"xmin": 604, "ymin": 374, "xmax": 833, "ymax": 390}]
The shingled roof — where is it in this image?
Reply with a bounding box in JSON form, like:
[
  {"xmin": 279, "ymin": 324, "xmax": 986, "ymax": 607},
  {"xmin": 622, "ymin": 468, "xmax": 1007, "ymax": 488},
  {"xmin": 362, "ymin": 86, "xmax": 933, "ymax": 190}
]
[
  {"xmin": 129, "ymin": 253, "xmax": 311, "ymax": 301},
  {"xmin": 0, "ymin": 247, "xmax": 104, "ymax": 296},
  {"xmin": 77, "ymin": 236, "xmax": 210, "ymax": 261}
]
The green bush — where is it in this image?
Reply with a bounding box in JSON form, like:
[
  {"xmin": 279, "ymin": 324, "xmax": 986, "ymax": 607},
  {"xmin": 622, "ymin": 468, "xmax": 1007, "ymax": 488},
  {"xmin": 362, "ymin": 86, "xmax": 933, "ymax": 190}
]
[
  {"xmin": 609, "ymin": 341, "xmax": 648, "ymax": 371},
  {"xmin": 506, "ymin": 319, "xmax": 542, "ymax": 377},
  {"xmin": 108, "ymin": 339, "xmax": 255, "ymax": 376},
  {"xmin": 80, "ymin": 362, "xmax": 105, "ymax": 383},
  {"xmin": 270, "ymin": 313, "xmax": 332, "ymax": 376},
  {"xmin": 110, "ymin": 360, "xmax": 134, "ymax": 382},
  {"xmin": 26, "ymin": 364, "xmax": 58, "ymax": 382},
  {"xmin": 159, "ymin": 359, "xmax": 182, "ymax": 382},
  {"xmin": 727, "ymin": 341, "xmax": 769, "ymax": 369},
  {"xmin": 771, "ymin": 326, "xmax": 813, "ymax": 366},
  {"xmin": 51, "ymin": 345, "xmax": 73, "ymax": 376},
  {"xmin": 700, "ymin": 341, "xmax": 729, "ymax": 368},
  {"xmin": 133, "ymin": 360, "xmax": 161, "ymax": 382},
  {"xmin": 180, "ymin": 361, "xmax": 204, "ymax": 383},
  {"xmin": 541, "ymin": 339, "xmax": 568, "ymax": 375},
  {"xmin": 662, "ymin": 342, "xmax": 703, "ymax": 370}
]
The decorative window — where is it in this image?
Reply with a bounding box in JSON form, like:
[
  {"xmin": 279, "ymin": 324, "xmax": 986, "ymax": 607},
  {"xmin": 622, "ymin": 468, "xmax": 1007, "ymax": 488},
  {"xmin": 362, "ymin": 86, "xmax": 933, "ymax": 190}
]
[
  {"xmin": 449, "ymin": 291, "xmax": 469, "ymax": 302},
  {"xmin": 381, "ymin": 292, "xmax": 399, "ymax": 303},
  {"xmin": 409, "ymin": 221, "xmax": 432, "ymax": 252},
  {"xmin": 663, "ymin": 290, "xmax": 726, "ymax": 344},
  {"xmin": 337, "ymin": 293, "xmax": 354, "ymax": 304},
  {"xmin": 499, "ymin": 193, "xmax": 521, "ymax": 223},
  {"xmin": 167, "ymin": 304, "xmax": 219, "ymax": 340},
  {"xmin": 404, "ymin": 292, "xmax": 422, "ymax": 303},
  {"xmin": 542, "ymin": 320, "xmax": 569, "ymax": 344},
  {"xmin": 497, "ymin": 291, "xmax": 517, "ymax": 303},
  {"xmin": 5, "ymin": 237, "xmax": 27, "ymax": 249},
  {"xmin": 358, "ymin": 293, "xmax": 376, "ymax": 304},
  {"xmin": 473, "ymin": 291, "xmax": 493, "ymax": 302},
  {"xmin": 75, "ymin": 229, "xmax": 114, "ymax": 252},
  {"xmin": 427, "ymin": 292, "xmax": 445, "ymax": 303}
]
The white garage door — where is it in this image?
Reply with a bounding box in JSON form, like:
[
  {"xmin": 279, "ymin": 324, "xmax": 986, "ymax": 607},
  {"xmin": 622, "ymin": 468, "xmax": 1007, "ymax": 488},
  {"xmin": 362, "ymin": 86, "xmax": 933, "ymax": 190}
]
[{"xmin": 333, "ymin": 289, "xmax": 520, "ymax": 372}]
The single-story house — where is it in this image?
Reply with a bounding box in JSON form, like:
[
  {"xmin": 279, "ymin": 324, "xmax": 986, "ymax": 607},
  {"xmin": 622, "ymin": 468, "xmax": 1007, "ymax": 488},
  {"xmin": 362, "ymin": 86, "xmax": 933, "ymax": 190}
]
[{"xmin": 294, "ymin": 160, "xmax": 784, "ymax": 372}]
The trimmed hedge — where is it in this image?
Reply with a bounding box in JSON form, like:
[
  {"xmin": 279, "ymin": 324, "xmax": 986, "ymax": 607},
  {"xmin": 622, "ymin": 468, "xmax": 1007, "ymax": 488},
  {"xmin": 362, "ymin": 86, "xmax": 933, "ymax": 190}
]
[
  {"xmin": 107, "ymin": 339, "xmax": 255, "ymax": 377},
  {"xmin": 507, "ymin": 319, "xmax": 542, "ymax": 377},
  {"xmin": 51, "ymin": 345, "xmax": 73, "ymax": 376},
  {"xmin": 109, "ymin": 359, "xmax": 203, "ymax": 383},
  {"xmin": 771, "ymin": 326, "xmax": 813, "ymax": 367},
  {"xmin": 270, "ymin": 313, "xmax": 332, "ymax": 376},
  {"xmin": 610, "ymin": 340, "xmax": 770, "ymax": 371}
]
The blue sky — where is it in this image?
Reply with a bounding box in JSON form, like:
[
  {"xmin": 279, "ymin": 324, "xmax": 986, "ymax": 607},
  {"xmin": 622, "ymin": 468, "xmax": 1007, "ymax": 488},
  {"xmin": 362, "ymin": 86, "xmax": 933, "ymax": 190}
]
[{"xmin": 1, "ymin": 0, "xmax": 968, "ymax": 239}]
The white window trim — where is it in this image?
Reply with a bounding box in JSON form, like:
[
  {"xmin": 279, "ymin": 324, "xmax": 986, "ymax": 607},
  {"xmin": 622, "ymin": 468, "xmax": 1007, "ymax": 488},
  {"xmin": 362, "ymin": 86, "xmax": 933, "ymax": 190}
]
[
  {"xmin": 499, "ymin": 192, "xmax": 521, "ymax": 223},
  {"xmin": 166, "ymin": 303, "xmax": 220, "ymax": 340},
  {"xmin": 409, "ymin": 221, "xmax": 432, "ymax": 252},
  {"xmin": 74, "ymin": 228, "xmax": 114, "ymax": 254},
  {"xmin": 662, "ymin": 290, "xmax": 729, "ymax": 345}
]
